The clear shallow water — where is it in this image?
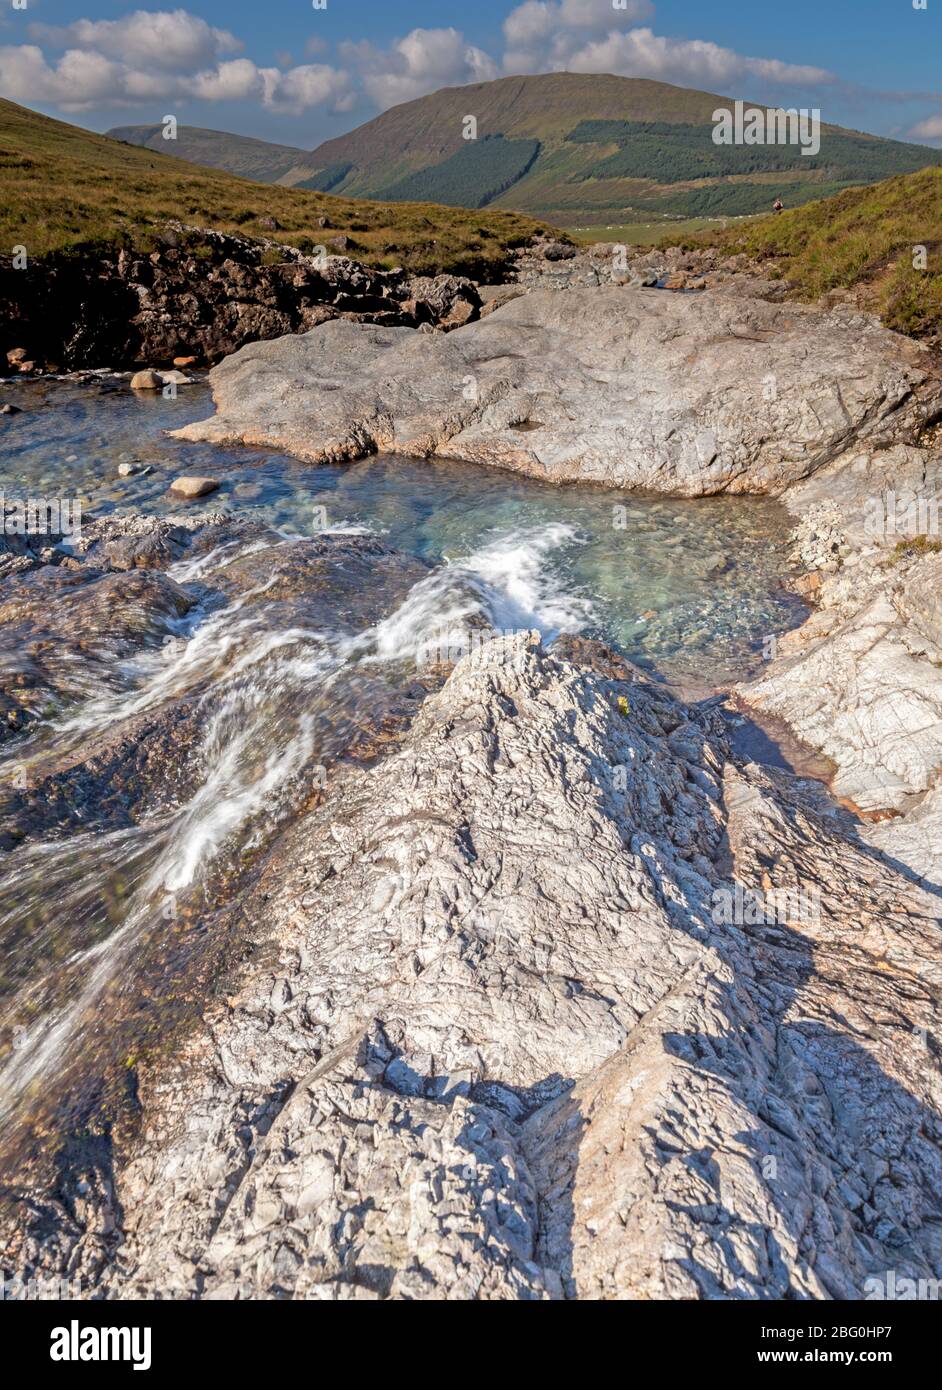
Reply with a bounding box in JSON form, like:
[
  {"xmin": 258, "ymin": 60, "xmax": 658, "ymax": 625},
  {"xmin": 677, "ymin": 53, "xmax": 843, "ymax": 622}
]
[
  {"xmin": 1, "ymin": 376, "xmax": 805, "ymax": 688},
  {"xmin": 0, "ymin": 375, "xmax": 807, "ymax": 1144}
]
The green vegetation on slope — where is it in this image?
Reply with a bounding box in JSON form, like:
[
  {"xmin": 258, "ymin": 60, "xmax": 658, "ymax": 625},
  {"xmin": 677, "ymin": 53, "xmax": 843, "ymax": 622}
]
[
  {"xmin": 292, "ymin": 161, "xmax": 354, "ymax": 193},
  {"xmin": 633, "ymin": 180, "xmax": 850, "ymax": 218},
  {"xmin": 382, "ymin": 136, "xmax": 541, "ymax": 208},
  {"xmin": 301, "ymin": 73, "xmax": 942, "ymax": 222},
  {"xmin": 689, "ymin": 166, "xmax": 942, "ymax": 339},
  {"xmin": 569, "ymin": 120, "xmax": 942, "ymax": 184},
  {"xmin": 309, "ymin": 73, "xmax": 731, "ymax": 195},
  {"xmin": 107, "ymin": 123, "xmax": 310, "ymax": 184},
  {"xmin": 0, "ymin": 98, "xmax": 553, "ymax": 277}
]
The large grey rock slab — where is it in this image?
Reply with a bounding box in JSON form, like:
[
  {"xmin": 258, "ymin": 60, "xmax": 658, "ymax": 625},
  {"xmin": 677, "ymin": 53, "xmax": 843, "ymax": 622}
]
[
  {"xmin": 9, "ymin": 634, "xmax": 941, "ymax": 1299},
  {"xmin": 742, "ymin": 548, "xmax": 942, "ymax": 815},
  {"xmin": 173, "ymin": 288, "xmax": 935, "ymax": 496}
]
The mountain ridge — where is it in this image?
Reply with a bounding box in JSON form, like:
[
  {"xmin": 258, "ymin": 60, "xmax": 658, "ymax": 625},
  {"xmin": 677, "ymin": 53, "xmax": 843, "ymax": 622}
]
[{"xmin": 109, "ymin": 72, "xmax": 942, "ymax": 224}]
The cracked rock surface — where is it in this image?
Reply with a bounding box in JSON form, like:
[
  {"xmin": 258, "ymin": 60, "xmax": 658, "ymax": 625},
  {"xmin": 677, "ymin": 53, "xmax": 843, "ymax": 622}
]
[
  {"xmin": 6, "ymin": 633, "xmax": 941, "ymax": 1299},
  {"xmin": 173, "ymin": 286, "xmax": 936, "ymax": 496},
  {"xmin": 740, "ymin": 434, "xmax": 942, "ymax": 872}
]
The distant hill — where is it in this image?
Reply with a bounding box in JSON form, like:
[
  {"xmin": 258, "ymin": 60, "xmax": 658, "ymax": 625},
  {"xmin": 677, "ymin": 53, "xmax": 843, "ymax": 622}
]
[
  {"xmin": 0, "ymin": 98, "xmax": 551, "ymax": 277},
  {"xmin": 304, "ymin": 72, "xmax": 942, "ymax": 224},
  {"xmin": 107, "ymin": 123, "xmax": 314, "ymax": 185}
]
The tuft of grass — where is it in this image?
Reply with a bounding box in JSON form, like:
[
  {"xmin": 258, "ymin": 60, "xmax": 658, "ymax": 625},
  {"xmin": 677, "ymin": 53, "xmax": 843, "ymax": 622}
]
[
  {"xmin": 0, "ymin": 98, "xmax": 556, "ymax": 278},
  {"xmin": 681, "ymin": 166, "xmax": 942, "ymax": 340},
  {"xmin": 890, "ymin": 535, "xmax": 942, "ymax": 563}
]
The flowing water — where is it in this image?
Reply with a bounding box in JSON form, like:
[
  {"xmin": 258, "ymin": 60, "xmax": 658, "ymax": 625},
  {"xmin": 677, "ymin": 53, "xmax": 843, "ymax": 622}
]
[{"xmin": 0, "ymin": 375, "xmax": 808, "ymax": 1151}]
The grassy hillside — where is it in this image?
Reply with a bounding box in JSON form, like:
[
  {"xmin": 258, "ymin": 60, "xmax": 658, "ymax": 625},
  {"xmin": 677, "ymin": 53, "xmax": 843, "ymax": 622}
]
[
  {"xmin": 0, "ymin": 98, "xmax": 552, "ymax": 277},
  {"xmin": 301, "ymin": 73, "xmax": 942, "ymax": 224},
  {"xmin": 310, "ymin": 73, "xmax": 726, "ymax": 186},
  {"xmin": 688, "ymin": 166, "xmax": 942, "ymax": 339}
]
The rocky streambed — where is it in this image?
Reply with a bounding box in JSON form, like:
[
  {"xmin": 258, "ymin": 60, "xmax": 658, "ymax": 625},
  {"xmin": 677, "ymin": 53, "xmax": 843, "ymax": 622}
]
[{"xmin": 2, "ymin": 260, "xmax": 942, "ymax": 1300}]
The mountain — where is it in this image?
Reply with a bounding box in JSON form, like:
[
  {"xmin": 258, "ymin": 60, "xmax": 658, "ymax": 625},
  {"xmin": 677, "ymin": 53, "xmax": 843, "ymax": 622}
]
[
  {"xmin": 303, "ymin": 72, "xmax": 942, "ymax": 224},
  {"xmin": 107, "ymin": 122, "xmax": 315, "ymax": 185},
  {"xmin": 0, "ymin": 98, "xmax": 551, "ymax": 276},
  {"xmin": 105, "ymin": 75, "xmax": 942, "ymax": 227}
]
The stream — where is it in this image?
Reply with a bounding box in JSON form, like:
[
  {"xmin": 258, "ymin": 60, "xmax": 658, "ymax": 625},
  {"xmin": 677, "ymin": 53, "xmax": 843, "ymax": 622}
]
[{"xmin": 0, "ymin": 375, "xmax": 808, "ymax": 1159}]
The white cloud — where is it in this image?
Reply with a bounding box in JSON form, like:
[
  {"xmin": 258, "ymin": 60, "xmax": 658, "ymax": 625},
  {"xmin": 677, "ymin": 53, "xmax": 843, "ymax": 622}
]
[
  {"xmin": 502, "ymin": 3, "xmax": 833, "ymax": 91},
  {"xmin": 908, "ymin": 113, "xmax": 942, "ymax": 140},
  {"xmin": 0, "ymin": 8, "xmax": 353, "ymax": 114},
  {"xmin": 187, "ymin": 58, "xmax": 271, "ymax": 104},
  {"xmin": 0, "ymin": 4, "xmax": 839, "ymax": 122},
  {"xmin": 0, "ymin": 41, "xmax": 351, "ymax": 114},
  {"xmin": 0, "ymin": 44, "xmax": 123, "ymax": 107},
  {"xmin": 341, "ymin": 27, "xmax": 500, "ymax": 109},
  {"xmin": 505, "ymin": 0, "xmax": 654, "ymax": 63},
  {"xmin": 29, "ymin": 9, "xmax": 240, "ymax": 74},
  {"xmin": 561, "ymin": 28, "xmax": 833, "ymax": 88},
  {"xmin": 267, "ymin": 64, "xmax": 354, "ymax": 115}
]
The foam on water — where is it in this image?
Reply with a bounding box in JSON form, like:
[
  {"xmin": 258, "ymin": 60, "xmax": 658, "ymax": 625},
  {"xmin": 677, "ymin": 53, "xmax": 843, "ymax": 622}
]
[{"xmin": 364, "ymin": 523, "xmax": 594, "ymax": 665}]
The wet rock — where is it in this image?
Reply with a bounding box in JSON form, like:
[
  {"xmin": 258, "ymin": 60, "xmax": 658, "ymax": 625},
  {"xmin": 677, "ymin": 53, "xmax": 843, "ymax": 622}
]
[
  {"xmin": 175, "ymin": 286, "xmax": 937, "ymax": 496},
  {"xmin": 0, "ymin": 563, "xmax": 195, "ymax": 744},
  {"xmin": 534, "ymin": 238, "xmax": 576, "ymax": 261},
  {"xmin": 790, "ymin": 569, "xmax": 824, "ymax": 600},
  {"xmin": 478, "ymin": 284, "xmax": 526, "ymax": 318},
  {"xmin": 0, "ymin": 403, "xmax": 20, "ymax": 415},
  {"xmin": 508, "ymin": 242, "xmax": 783, "ymax": 300},
  {"xmin": 129, "ymin": 370, "xmax": 162, "ymax": 390},
  {"xmin": 170, "ymin": 476, "xmax": 219, "ymax": 499}
]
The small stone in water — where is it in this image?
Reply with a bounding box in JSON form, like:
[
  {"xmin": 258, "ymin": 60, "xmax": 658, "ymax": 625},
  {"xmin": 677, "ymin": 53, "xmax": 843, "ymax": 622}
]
[
  {"xmin": 130, "ymin": 370, "xmax": 162, "ymax": 390},
  {"xmin": 170, "ymin": 476, "xmax": 219, "ymax": 498},
  {"xmin": 118, "ymin": 461, "xmax": 150, "ymax": 477},
  {"xmin": 0, "ymin": 403, "xmax": 21, "ymax": 415}
]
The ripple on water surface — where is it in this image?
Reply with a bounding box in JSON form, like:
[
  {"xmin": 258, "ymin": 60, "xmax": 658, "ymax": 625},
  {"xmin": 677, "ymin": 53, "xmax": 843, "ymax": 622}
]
[{"xmin": 1, "ymin": 376, "xmax": 806, "ymax": 689}]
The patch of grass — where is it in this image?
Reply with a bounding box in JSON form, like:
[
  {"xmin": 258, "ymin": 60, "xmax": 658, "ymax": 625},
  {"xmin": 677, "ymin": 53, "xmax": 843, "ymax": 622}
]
[
  {"xmin": 890, "ymin": 535, "xmax": 942, "ymax": 563},
  {"xmin": 0, "ymin": 98, "xmax": 555, "ymax": 278},
  {"xmin": 566, "ymin": 214, "xmax": 757, "ymax": 245},
  {"xmin": 684, "ymin": 166, "xmax": 942, "ymax": 340}
]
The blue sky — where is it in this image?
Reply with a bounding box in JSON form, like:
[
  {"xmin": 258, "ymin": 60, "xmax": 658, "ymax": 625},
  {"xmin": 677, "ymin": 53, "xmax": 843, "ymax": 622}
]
[{"xmin": 2, "ymin": 0, "xmax": 941, "ymax": 150}]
